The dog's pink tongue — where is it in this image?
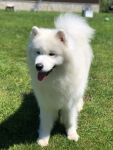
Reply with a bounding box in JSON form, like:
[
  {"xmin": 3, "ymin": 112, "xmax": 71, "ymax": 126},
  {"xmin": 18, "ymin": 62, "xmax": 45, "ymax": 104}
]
[{"xmin": 38, "ymin": 72, "xmax": 46, "ymax": 81}]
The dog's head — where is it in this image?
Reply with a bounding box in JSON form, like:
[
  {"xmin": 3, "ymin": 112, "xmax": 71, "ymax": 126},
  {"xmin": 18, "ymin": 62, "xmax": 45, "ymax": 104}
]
[{"xmin": 28, "ymin": 26, "xmax": 67, "ymax": 81}]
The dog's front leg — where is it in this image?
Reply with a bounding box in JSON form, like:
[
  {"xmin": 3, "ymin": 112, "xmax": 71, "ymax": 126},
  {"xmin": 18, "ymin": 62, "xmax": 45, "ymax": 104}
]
[
  {"xmin": 37, "ymin": 108, "xmax": 57, "ymax": 147},
  {"xmin": 61, "ymin": 106, "xmax": 79, "ymax": 142}
]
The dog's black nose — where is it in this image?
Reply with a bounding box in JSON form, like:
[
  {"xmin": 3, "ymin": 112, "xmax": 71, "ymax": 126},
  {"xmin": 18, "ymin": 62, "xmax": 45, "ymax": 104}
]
[{"xmin": 36, "ymin": 63, "xmax": 43, "ymax": 71}]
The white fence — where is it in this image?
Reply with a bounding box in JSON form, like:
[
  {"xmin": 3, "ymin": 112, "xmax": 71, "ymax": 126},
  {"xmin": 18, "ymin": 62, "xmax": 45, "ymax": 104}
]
[{"xmin": 0, "ymin": 1, "xmax": 99, "ymax": 12}]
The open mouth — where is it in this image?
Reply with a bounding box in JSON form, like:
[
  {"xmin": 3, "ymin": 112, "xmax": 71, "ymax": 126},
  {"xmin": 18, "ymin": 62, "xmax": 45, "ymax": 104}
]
[{"xmin": 37, "ymin": 67, "xmax": 55, "ymax": 81}]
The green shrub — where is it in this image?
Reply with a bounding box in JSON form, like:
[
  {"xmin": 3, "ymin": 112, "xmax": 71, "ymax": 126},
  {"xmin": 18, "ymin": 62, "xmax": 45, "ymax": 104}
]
[{"xmin": 100, "ymin": 0, "xmax": 113, "ymax": 12}]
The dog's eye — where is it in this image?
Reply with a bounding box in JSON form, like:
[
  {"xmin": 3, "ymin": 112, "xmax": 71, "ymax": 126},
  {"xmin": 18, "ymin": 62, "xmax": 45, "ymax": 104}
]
[
  {"xmin": 49, "ymin": 52, "xmax": 56, "ymax": 56},
  {"xmin": 36, "ymin": 51, "xmax": 40, "ymax": 55}
]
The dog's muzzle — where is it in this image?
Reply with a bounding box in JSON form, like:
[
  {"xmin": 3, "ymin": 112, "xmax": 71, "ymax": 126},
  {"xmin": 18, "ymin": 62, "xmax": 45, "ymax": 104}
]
[{"xmin": 35, "ymin": 63, "xmax": 56, "ymax": 81}]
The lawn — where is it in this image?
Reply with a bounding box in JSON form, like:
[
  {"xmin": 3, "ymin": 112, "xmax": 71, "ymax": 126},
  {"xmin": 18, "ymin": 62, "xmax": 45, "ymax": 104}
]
[{"xmin": 0, "ymin": 10, "xmax": 113, "ymax": 150}]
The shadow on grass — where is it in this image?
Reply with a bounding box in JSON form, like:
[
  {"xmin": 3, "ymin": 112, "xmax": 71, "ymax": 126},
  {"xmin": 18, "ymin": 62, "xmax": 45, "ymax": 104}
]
[{"xmin": 0, "ymin": 92, "xmax": 66, "ymax": 149}]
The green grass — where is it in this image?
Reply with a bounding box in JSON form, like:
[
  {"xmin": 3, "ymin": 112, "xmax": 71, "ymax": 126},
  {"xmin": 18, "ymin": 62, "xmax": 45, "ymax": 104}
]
[{"xmin": 0, "ymin": 10, "xmax": 113, "ymax": 150}]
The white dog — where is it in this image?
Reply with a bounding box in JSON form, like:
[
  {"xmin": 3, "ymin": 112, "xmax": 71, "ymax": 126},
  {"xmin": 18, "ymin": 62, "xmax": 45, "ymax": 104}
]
[{"xmin": 27, "ymin": 13, "xmax": 94, "ymax": 147}]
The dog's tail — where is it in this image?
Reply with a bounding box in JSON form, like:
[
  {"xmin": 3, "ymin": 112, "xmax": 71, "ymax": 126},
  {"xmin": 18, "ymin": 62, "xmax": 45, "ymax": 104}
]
[{"xmin": 54, "ymin": 13, "xmax": 94, "ymax": 43}]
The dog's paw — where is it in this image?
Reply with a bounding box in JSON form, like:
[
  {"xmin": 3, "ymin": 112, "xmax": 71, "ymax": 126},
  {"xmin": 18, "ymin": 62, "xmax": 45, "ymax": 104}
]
[
  {"xmin": 77, "ymin": 105, "xmax": 83, "ymax": 112},
  {"xmin": 77, "ymin": 98, "xmax": 84, "ymax": 112},
  {"xmin": 67, "ymin": 132, "xmax": 79, "ymax": 142},
  {"xmin": 37, "ymin": 138, "xmax": 49, "ymax": 147}
]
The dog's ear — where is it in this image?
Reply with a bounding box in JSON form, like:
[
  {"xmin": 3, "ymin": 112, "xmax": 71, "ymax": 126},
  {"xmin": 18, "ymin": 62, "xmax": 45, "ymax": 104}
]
[
  {"xmin": 32, "ymin": 26, "xmax": 39, "ymax": 36},
  {"xmin": 56, "ymin": 30, "xmax": 66, "ymax": 44}
]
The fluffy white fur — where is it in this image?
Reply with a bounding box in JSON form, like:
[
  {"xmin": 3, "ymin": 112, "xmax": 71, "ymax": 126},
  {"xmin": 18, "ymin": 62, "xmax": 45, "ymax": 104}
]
[{"xmin": 27, "ymin": 13, "xmax": 94, "ymax": 147}]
